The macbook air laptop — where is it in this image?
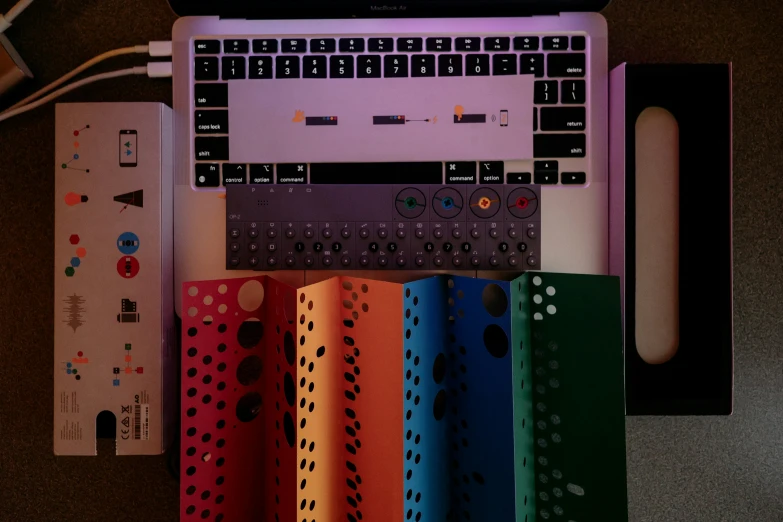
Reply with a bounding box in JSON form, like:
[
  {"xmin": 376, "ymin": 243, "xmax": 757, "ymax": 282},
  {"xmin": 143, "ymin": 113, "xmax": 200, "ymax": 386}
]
[{"xmin": 168, "ymin": 0, "xmax": 611, "ymax": 315}]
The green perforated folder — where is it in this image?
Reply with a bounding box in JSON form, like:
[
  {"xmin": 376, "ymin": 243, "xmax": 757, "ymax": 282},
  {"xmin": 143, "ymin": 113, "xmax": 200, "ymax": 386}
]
[{"xmin": 512, "ymin": 272, "xmax": 627, "ymax": 522}]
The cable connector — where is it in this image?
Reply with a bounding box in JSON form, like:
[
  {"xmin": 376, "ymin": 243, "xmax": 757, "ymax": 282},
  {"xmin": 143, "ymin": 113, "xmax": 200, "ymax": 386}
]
[
  {"xmin": 146, "ymin": 61, "xmax": 172, "ymax": 78},
  {"xmin": 0, "ymin": 14, "xmax": 10, "ymax": 34},
  {"xmin": 148, "ymin": 41, "xmax": 172, "ymax": 57}
]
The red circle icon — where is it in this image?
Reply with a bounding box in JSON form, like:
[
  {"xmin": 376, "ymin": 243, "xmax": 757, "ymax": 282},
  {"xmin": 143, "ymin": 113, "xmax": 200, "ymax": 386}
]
[{"xmin": 117, "ymin": 256, "xmax": 140, "ymax": 278}]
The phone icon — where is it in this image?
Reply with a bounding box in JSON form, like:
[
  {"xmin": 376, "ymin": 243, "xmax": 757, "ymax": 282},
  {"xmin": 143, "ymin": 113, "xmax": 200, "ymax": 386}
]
[
  {"xmin": 500, "ymin": 110, "xmax": 509, "ymax": 127},
  {"xmin": 119, "ymin": 130, "xmax": 137, "ymax": 167}
]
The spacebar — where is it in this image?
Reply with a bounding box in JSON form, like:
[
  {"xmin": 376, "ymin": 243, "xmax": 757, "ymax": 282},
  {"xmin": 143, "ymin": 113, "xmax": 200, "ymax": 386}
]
[{"xmin": 310, "ymin": 162, "xmax": 443, "ymax": 184}]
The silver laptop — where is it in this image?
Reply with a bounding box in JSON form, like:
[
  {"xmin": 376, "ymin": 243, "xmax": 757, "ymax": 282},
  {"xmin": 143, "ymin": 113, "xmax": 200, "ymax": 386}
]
[{"xmin": 168, "ymin": 0, "xmax": 611, "ymax": 315}]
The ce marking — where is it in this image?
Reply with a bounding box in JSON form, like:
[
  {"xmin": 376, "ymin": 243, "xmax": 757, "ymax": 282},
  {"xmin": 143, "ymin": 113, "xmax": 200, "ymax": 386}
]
[{"xmin": 121, "ymin": 428, "xmax": 130, "ymax": 440}]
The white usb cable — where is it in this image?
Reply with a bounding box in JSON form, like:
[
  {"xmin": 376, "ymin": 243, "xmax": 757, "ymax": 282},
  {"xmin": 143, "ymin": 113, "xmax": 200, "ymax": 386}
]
[
  {"xmin": 0, "ymin": 62, "xmax": 172, "ymax": 124},
  {"xmin": 0, "ymin": 0, "xmax": 34, "ymax": 34},
  {"xmin": 3, "ymin": 41, "xmax": 173, "ymax": 112}
]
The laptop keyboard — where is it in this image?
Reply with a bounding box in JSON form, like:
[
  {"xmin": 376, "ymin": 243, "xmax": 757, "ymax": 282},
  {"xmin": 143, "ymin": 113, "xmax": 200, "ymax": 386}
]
[{"xmin": 191, "ymin": 34, "xmax": 588, "ymax": 188}]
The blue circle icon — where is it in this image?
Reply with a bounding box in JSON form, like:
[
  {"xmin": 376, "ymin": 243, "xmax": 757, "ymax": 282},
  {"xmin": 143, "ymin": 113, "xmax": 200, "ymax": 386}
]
[
  {"xmin": 117, "ymin": 232, "xmax": 139, "ymax": 254},
  {"xmin": 70, "ymin": 257, "xmax": 81, "ymax": 267},
  {"xmin": 67, "ymin": 369, "xmax": 72, "ymax": 374},
  {"xmin": 73, "ymin": 153, "xmax": 80, "ymax": 160},
  {"xmin": 67, "ymin": 362, "xmax": 72, "ymax": 368}
]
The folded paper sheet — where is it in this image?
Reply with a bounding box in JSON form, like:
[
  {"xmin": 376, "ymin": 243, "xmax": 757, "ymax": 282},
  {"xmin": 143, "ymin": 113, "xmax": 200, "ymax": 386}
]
[{"xmin": 180, "ymin": 273, "xmax": 627, "ymax": 522}]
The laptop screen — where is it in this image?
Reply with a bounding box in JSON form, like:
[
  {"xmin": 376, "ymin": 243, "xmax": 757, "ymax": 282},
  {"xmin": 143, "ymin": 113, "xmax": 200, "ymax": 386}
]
[{"xmin": 168, "ymin": 0, "xmax": 610, "ymax": 18}]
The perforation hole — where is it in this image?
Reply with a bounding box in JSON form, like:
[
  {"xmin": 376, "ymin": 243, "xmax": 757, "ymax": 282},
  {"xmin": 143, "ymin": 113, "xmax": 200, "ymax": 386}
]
[
  {"xmin": 483, "ymin": 324, "xmax": 509, "ymax": 358},
  {"xmin": 236, "ymin": 392, "xmax": 262, "ymax": 423}
]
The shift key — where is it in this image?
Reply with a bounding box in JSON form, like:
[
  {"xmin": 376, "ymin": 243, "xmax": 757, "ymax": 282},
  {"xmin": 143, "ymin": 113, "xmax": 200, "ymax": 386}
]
[
  {"xmin": 195, "ymin": 110, "xmax": 229, "ymax": 134},
  {"xmin": 534, "ymin": 134, "xmax": 586, "ymax": 158},
  {"xmin": 195, "ymin": 137, "xmax": 229, "ymax": 160}
]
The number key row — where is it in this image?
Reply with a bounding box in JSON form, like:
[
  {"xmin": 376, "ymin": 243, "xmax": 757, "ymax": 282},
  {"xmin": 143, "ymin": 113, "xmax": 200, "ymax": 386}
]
[{"xmin": 196, "ymin": 53, "xmax": 585, "ymax": 80}]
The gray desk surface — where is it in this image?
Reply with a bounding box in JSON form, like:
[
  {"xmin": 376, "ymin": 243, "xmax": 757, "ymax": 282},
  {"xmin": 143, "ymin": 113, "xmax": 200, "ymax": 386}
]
[{"xmin": 0, "ymin": 0, "xmax": 781, "ymax": 520}]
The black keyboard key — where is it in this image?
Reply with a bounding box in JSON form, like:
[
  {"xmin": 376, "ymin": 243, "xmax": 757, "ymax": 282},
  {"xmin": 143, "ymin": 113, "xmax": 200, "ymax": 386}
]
[
  {"xmin": 542, "ymin": 36, "xmax": 568, "ymax": 51},
  {"xmin": 310, "ymin": 163, "xmax": 442, "ymax": 184},
  {"xmin": 249, "ymin": 56, "xmax": 273, "ymax": 79},
  {"xmin": 368, "ymin": 38, "xmax": 394, "ymax": 52},
  {"xmin": 249, "ymin": 164, "xmax": 274, "ymax": 184},
  {"xmin": 534, "ymin": 160, "xmax": 558, "ymax": 184},
  {"xmin": 312, "ymin": 38, "xmax": 336, "ymax": 53},
  {"xmin": 492, "ymin": 54, "xmax": 516, "ymax": 75},
  {"xmin": 281, "ymin": 39, "xmax": 307, "ymax": 53},
  {"xmin": 195, "ymin": 164, "xmax": 220, "ymax": 187},
  {"xmin": 534, "ymin": 134, "xmax": 586, "ymax": 158},
  {"xmin": 195, "ymin": 40, "xmax": 220, "ymax": 54},
  {"xmin": 224, "ymin": 39, "xmax": 249, "ymax": 54},
  {"xmin": 276, "ymin": 56, "xmax": 300, "ymax": 78},
  {"xmin": 330, "ymin": 55, "xmax": 354, "ymax": 78},
  {"xmin": 547, "ymin": 53, "xmax": 586, "ymax": 77},
  {"xmin": 195, "ymin": 137, "xmax": 229, "ymax": 161},
  {"xmin": 562, "ymin": 172, "xmax": 586, "ymax": 184},
  {"xmin": 194, "ymin": 83, "xmax": 228, "ymax": 107},
  {"xmin": 534, "ymin": 81, "xmax": 558, "ymax": 104},
  {"xmin": 303, "ymin": 56, "xmax": 327, "ymax": 78},
  {"xmin": 513, "ymin": 36, "xmax": 539, "ymax": 51},
  {"xmin": 195, "ymin": 57, "xmax": 219, "ymax": 81},
  {"xmin": 484, "ymin": 37, "xmax": 510, "ymax": 51},
  {"xmin": 533, "ymin": 107, "xmax": 538, "ymax": 131},
  {"xmin": 195, "ymin": 110, "xmax": 228, "ymax": 134},
  {"xmin": 438, "ymin": 55, "xmax": 462, "ymax": 76},
  {"xmin": 411, "ymin": 55, "xmax": 436, "ymax": 77},
  {"xmin": 384, "ymin": 55, "xmax": 409, "ymax": 77},
  {"xmin": 534, "ymin": 171, "xmax": 558, "ymax": 184},
  {"xmin": 221, "ymin": 56, "xmax": 246, "ymax": 80},
  {"xmin": 562, "ymin": 80, "xmax": 586, "ymax": 104},
  {"xmin": 455, "ymin": 37, "xmax": 480, "ymax": 51},
  {"xmin": 277, "ymin": 163, "xmax": 308, "ymax": 183},
  {"xmin": 571, "ymin": 36, "xmax": 586, "ymax": 51},
  {"xmin": 520, "ymin": 54, "xmax": 544, "ymax": 77},
  {"xmin": 507, "ymin": 172, "xmax": 532, "ymax": 184},
  {"xmin": 357, "ymin": 55, "xmax": 382, "ymax": 78},
  {"xmin": 446, "ymin": 162, "xmax": 477, "ymax": 184},
  {"xmin": 479, "ymin": 161, "xmax": 504, "ymax": 184},
  {"xmin": 222, "ymin": 164, "xmax": 247, "ymax": 185},
  {"xmin": 339, "ymin": 38, "xmax": 365, "ymax": 52},
  {"xmin": 466, "ymin": 54, "xmax": 489, "ymax": 76},
  {"xmin": 398, "ymin": 37, "xmax": 423, "ymax": 52},
  {"xmin": 540, "ymin": 107, "xmax": 586, "ymax": 131},
  {"xmin": 252, "ymin": 39, "xmax": 278, "ymax": 53},
  {"xmin": 426, "ymin": 37, "xmax": 452, "ymax": 51}
]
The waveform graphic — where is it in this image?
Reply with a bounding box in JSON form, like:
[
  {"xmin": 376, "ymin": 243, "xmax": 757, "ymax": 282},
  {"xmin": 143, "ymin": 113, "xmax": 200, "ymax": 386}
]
[{"xmin": 63, "ymin": 293, "xmax": 86, "ymax": 332}]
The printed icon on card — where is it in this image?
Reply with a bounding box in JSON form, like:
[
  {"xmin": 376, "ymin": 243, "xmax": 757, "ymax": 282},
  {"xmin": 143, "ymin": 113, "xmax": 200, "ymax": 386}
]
[
  {"xmin": 64, "ymin": 235, "xmax": 87, "ymax": 277},
  {"xmin": 292, "ymin": 110, "xmax": 305, "ymax": 123},
  {"xmin": 117, "ymin": 298, "xmax": 139, "ymax": 323},
  {"xmin": 117, "ymin": 232, "xmax": 139, "ymax": 255},
  {"xmin": 112, "ymin": 343, "xmax": 143, "ymax": 386},
  {"xmin": 119, "ymin": 130, "xmax": 137, "ymax": 167},
  {"xmin": 61, "ymin": 125, "xmax": 90, "ymax": 172},
  {"xmin": 114, "ymin": 190, "xmax": 143, "ymax": 212},
  {"xmin": 63, "ymin": 350, "xmax": 88, "ymax": 381},
  {"xmin": 64, "ymin": 192, "xmax": 88, "ymax": 206},
  {"xmin": 63, "ymin": 293, "xmax": 86, "ymax": 332},
  {"xmin": 117, "ymin": 256, "xmax": 140, "ymax": 278}
]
